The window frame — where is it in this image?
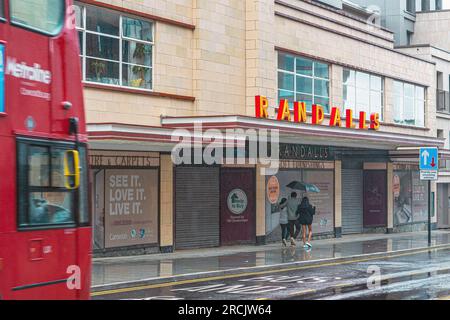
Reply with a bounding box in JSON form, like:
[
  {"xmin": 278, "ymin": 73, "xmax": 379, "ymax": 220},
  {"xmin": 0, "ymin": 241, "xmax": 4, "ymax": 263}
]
[
  {"xmin": 393, "ymin": 80, "xmax": 426, "ymax": 127},
  {"xmin": 0, "ymin": 0, "xmax": 5, "ymax": 22},
  {"xmin": 277, "ymin": 52, "xmax": 330, "ymax": 113},
  {"xmin": 343, "ymin": 68, "xmax": 385, "ymax": 121},
  {"xmin": 17, "ymin": 137, "xmax": 90, "ymax": 231},
  {"xmin": 76, "ymin": 3, "xmax": 154, "ymax": 92},
  {"xmin": 9, "ymin": 0, "xmax": 65, "ymax": 37}
]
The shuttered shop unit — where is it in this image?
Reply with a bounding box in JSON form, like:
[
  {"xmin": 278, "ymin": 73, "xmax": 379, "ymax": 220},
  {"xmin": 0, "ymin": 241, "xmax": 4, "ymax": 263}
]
[
  {"xmin": 342, "ymin": 169, "xmax": 364, "ymax": 234},
  {"xmin": 175, "ymin": 167, "xmax": 220, "ymax": 249}
]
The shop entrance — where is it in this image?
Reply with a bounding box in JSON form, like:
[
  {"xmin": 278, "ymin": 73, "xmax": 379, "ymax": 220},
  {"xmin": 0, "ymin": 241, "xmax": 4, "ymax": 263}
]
[
  {"xmin": 438, "ymin": 183, "xmax": 450, "ymax": 229},
  {"xmin": 342, "ymin": 169, "xmax": 364, "ymax": 234},
  {"xmin": 220, "ymin": 168, "xmax": 256, "ymax": 245},
  {"xmin": 175, "ymin": 166, "xmax": 220, "ymax": 249}
]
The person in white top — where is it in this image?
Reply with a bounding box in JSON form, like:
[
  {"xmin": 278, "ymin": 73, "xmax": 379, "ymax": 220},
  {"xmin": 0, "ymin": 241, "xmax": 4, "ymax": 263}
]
[{"xmin": 278, "ymin": 198, "xmax": 289, "ymax": 246}]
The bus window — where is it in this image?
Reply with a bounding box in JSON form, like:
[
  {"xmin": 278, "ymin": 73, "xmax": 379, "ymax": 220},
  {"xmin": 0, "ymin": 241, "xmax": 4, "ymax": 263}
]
[
  {"xmin": 10, "ymin": 0, "xmax": 65, "ymax": 36},
  {"xmin": 0, "ymin": 0, "xmax": 4, "ymax": 19},
  {"xmin": 18, "ymin": 141, "xmax": 76, "ymax": 228}
]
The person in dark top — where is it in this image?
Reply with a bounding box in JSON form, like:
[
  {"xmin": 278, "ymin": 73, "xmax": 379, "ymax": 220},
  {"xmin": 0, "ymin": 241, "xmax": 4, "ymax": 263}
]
[{"xmin": 297, "ymin": 196, "xmax": 315, "ymax": 249}]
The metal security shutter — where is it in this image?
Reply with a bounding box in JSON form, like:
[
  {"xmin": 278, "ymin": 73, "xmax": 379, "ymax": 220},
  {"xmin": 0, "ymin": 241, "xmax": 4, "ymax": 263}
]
[
  {"xmin": 175, "ymin": 167, "xmax": 220, "ymax": 249},
  {"xmin": 342, "ymin": 169, "xmax": 363, "ymax": 234}
]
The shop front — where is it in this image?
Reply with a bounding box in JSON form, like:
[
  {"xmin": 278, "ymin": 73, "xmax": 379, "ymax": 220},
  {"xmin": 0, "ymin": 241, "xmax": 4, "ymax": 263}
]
[
  {"xmin": 174, "ymin": 165, "xmax": 257, "ymax": 250},
  {"xmin": 392, "ymin": 163, "xmax": 430, "ymax": 232},
  {"xmin": 265, "ymin": 144, "xmax": 336, "ymax": 242},
  {"xmin": 89, "ymin": 150, "xmax": 161, "ymax": 256}
]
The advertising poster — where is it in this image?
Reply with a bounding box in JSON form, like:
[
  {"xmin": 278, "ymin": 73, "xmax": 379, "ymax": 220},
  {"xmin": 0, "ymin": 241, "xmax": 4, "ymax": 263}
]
[
  {"xmin": 363, "ymin": 170, "xmax": 387, "ymax": 227},
  {"xmin": 265, "ymin": 169, "xmax": 334, "ymax": 239},
  {"xmin": 394, "ymin": 171, "xmax": 428, "ymax": 225},
  {"xmin": 393, "ymin": 171, "xmax": 412, "ymax": 225},
  {"xmin": 412, "ymin": 171, "xmax": 429, "ymax": 222},
  {"xmin": 104, "ymin": 169, "xmax": 158, "ymax": 248},
  {"xmin": 303, "ymin": 170, "xmax": 334, "ymax": 234},
  {"xmin": 220, "ymin": 169, "xmax": 255, "ymax": 245}
]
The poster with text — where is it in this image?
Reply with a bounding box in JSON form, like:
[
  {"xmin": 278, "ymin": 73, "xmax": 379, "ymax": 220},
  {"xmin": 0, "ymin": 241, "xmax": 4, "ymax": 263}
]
[{"xmin": 105, "ymin": 169, "xmax": 158, "ymax": 248}]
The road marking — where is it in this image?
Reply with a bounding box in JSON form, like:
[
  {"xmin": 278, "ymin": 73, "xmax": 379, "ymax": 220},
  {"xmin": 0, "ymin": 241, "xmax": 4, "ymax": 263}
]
[
  {"xmin": 289, "ymin": 289, "xmax": 316, "ymax": 296},
  {"xmin": 92, "ymin": 245, "xmax": 450, "ymax": 297}
]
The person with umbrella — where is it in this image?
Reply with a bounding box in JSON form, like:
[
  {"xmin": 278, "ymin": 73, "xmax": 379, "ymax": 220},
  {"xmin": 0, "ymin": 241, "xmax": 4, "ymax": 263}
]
[{"xmin": 286, "ymin": 181, "xmax": 320, "ymax": 248}]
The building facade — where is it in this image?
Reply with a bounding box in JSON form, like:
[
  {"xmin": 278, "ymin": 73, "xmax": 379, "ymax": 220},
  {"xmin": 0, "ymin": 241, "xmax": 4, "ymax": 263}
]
[
  {"xmin": 75, "ymin": 0, "xmax": 445, "ymax": 256},
  {"xmin": 349, "ymin": 0, "xmax": 450, "ymax": 230}
]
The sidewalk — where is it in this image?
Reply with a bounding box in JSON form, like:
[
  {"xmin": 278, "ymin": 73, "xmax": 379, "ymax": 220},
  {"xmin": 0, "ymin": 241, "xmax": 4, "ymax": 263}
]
[{"xmin": 92, "ymin": 230, "xmax": 450, "ymax": 291}]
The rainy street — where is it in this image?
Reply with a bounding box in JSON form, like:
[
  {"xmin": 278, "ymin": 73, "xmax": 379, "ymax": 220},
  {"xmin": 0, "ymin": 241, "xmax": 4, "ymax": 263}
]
[{"xmin": 92, "ymin": 247, "xmax": 450, "ymax": 300}]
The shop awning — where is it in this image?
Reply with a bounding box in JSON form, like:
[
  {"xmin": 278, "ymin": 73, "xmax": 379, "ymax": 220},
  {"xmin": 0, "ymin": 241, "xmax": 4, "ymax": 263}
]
[
  {"xmin": 87, "ymin": 116, "xmax": 445, "ymax": 151},
  {"xmin": 160, "ymin": 115, "xmax": 445, "ymax": 150}
]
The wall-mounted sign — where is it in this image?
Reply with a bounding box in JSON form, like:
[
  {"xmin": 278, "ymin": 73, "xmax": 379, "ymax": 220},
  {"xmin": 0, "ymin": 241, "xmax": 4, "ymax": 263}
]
[
  {"xmin": 104, "ymin": 169, "xmax": 159, "ymax": 248},
  {"xmin": 90, "ymin": 150, "xmax": 160, "ymax": 168},
  {"xmin": 280, "ymin": 144, "xmax": 333, "ymax": 161},
  {"xmin": 255, "ymin": 96, "xmax": 380, "ymax": 130},
  {"xmin": 279, "ymin": 160, "xmax": 335, "ymax": 170},
  {"xmin": 227, "ymin": 189, "xmax": 248, "ymax": 215}
]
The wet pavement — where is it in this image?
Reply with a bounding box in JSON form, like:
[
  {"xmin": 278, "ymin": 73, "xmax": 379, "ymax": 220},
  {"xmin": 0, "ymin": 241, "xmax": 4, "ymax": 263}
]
[
  {"xmin": 92, "ymin": 231, "xmax": 450, "ymax": 289},
  {"xmin": 92, "ymin": 247, "xmax": 450, "ymax": 300}
]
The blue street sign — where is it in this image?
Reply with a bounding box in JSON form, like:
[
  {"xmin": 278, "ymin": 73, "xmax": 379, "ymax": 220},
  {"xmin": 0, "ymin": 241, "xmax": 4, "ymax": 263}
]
[
  {"xmin": 0, "ymin": 44, "xmax": 4, "ymax": 113},
  {"xmin": 419, "ymin": 147, "xmax": 438, "ymax": 171}
]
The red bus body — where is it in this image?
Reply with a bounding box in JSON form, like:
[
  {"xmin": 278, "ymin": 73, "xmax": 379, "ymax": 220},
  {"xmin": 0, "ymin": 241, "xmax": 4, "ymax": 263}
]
[{"xmin": 0, "ymin": 0, "xmax": 91, "ymax": 299}]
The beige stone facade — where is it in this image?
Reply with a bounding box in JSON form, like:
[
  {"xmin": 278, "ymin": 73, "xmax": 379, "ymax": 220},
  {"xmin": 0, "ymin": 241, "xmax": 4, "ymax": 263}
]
[{"xmin": 81, "ymin": 0, "xmax": 445, "ymax": 255}]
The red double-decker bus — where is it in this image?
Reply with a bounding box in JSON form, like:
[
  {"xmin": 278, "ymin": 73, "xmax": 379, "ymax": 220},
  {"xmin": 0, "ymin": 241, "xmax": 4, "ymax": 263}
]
[{"xmin": 0, "ymin": 0, "xmax": 91, "ymax": 299}]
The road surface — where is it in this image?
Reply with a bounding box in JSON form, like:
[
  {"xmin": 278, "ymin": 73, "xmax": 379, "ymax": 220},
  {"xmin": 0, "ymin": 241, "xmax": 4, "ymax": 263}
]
[{"xmin": 92, "ymin": 247, "xmax": 450, "ymax": 300}]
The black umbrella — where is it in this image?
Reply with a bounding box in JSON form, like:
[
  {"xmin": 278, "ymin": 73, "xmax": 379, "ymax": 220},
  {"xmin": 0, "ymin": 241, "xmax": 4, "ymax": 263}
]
[{"xmin": 286, "ymin": 181, "xmax": 320, "ymax": 193}]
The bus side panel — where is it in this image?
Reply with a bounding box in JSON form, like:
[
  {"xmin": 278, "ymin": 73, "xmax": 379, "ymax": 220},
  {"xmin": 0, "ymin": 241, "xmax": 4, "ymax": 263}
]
[
  {"xmin": 11, "ymin": 282, "xmax": 75, "ymax": 300},
  {"xmin": 12, "ymin": 229, "xmax": 78, "ymax": 299},
  {"xmin": 0, "ymin": 233, "xmax": 13, "ymax": 300},
  {"xmin": 50, "ymin": 2, "xmax": 87, "ymax": 137},
  {"xmin": 77, "ymin": 227, "xmax": 92, "ymax": 300}
]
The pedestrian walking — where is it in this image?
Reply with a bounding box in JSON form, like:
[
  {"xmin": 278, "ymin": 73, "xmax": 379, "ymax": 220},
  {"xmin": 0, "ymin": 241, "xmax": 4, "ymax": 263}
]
[
  {"xmin": 297, "ymin": 196, "xmax": 316, "ymax": 249},
  {"xmin": 278, "ymin": 198, "xmax": 290, "ymax": 247},
  {"xmin": 287, "ymin": 192, "xmax": 301, "ymax": 246}
]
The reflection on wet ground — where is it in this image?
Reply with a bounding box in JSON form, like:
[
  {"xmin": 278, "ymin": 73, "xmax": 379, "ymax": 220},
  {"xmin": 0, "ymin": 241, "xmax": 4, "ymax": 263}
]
[{"xmin": 92, "ymin": 231, "xmax": 450, "ymax": 287}]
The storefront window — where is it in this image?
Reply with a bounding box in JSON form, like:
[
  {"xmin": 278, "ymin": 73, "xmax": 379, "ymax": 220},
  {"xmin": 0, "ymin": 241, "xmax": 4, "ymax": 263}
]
[
  {"xmin": 278, "ymin": 52, "xmax": 330, "ymax": 112},
  {"xmin": 75, "ymin": 3, "xmax": 153, "ymax": 90},
  {"xmin": 265, "ymin": 169, "xmax": 334, "ymax": 241},
  {"xmin": 393, "ymin": 80, "xmax": 425, "ymax": 127},
  {"xmin": 343, "ymin": 69, "xmax": 384, "ymax": 120},
  {"xmin": 393, "ymin": 170, "xmax": 429, "ymax": 225},
  {"xmin": 10, "ymin": 0, "xmax": 65, "ymax": 35}
]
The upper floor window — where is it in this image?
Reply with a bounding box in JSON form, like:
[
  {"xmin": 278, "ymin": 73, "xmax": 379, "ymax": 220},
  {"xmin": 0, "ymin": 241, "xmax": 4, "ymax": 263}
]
[
  {"xmin": 343, "ymin": 69, "xmax": 384, "ymax": 120},
  {"xmin": 75, "ymin": 3, "xmax": 153, "ymax": 90},
  {"xmin": 10, "ymin": 0, "xmax": 65, "ymax": 35},
  {"xmin": 406, "ymin": 0, "xmax": 416, "ymax": 12},
  {"xmin": 278, "ymin": 52, "xmax": 330, "ymax": 113},
  {"xmin": 393, "ymin": 81, "xmax": 425, "ymax": 127}
]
